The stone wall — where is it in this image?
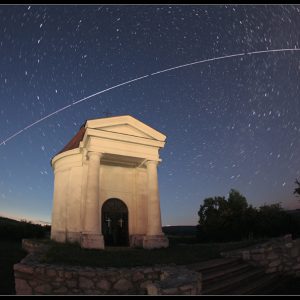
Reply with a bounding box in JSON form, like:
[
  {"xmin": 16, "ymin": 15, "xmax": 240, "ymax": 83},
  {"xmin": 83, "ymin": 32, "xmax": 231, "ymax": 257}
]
[
  {"xmin": 221, "ymin": 234, "xmax": 300, "ymax": 276},
  {"xmin": 22, "ymin": 239, "xmax": 50, "ymax": 254},
  {"xmin": 14, "ymin": 241, "xmax": 201, "ymax": 295}
]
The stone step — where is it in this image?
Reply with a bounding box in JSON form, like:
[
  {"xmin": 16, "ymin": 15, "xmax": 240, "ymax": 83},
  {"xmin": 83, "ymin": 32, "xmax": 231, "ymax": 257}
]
[
  {"xmin": 202, "ymin": 262, "xmax": 253, "ymax": 283},
  {"xmin": 254, "ymin": 275, "xmax": 295, "ymax": 295},
  {"xmin": 230, "ymin": 272, "xmax": 280, "ymax": 295},
  {"xmin": 187, "ymin": 257, "xmax": 293, "ymax": 295},
  {"xmin": 187, "ymin": 257, "xmax": 241, "ymax": 273},
  {"xmin": 202, "ymin": 267, "xmax": 265, "ymax": 295}
]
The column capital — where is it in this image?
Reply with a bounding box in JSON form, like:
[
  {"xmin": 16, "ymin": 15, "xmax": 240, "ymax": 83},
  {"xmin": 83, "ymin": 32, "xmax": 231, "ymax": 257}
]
[
  {"xmin": 87, "ymin": 151, "xmax": 103, "ymax": 161},
  {"xmin": 145, "ymin": 160, "xmax": 159, "ymax": 167}
]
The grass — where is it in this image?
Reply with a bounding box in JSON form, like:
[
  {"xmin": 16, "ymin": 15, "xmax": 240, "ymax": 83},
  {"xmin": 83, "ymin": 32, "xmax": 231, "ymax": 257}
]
[
  {"xmin": 0, "ymin": 240, "xmax": 27, "ymax": 295},
  {"xmin": 2, "ymin": 236, "xmax": 300, "ymax": 295},
  {"xmin": 42, "ymin": 238, "xmax": 266, "ymax": 268}
]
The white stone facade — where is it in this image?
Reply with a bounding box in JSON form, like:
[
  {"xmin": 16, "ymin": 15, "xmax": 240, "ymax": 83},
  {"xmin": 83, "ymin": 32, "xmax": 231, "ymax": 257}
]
[{"xmin": 50, "ymin": 115, "xmax": 169, "ymax": 249}]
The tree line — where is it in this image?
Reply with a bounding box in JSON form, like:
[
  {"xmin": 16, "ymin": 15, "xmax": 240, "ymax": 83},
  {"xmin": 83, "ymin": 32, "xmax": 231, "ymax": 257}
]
[{"xmin": 197, "ymin": 188, "xmax": 300, "ymax": 242}]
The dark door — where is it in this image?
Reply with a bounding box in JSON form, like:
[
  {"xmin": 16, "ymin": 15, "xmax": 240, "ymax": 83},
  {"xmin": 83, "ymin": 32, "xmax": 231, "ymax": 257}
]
[{"xmin": 102, "ymin": 198, "xmax": 129, "ymax": 246}]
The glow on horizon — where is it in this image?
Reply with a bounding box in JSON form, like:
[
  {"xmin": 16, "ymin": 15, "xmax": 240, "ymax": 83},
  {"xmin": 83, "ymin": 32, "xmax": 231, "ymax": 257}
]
[
  {"xmin": 2, "ymin": 198, "xmax": 299, "ymax": 227},
  {"xmin": 0, "ymin": 211, "xmax": 51, "ymax": 225}
]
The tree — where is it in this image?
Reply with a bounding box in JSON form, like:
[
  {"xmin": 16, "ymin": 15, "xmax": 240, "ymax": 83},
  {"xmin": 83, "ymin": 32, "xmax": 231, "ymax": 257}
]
[
  {"xmin": 197, "ymin": 196, "xmax": 228, "ymax": 242},
  {"xmin": 294, "ymin": 178, "xmax": 300, "ymax": 197},
  {"xmin": 196, "ymin": 189, "xmax": 299, "ymax": 243},
  {"xmin": 227, "ymin": 189, "xmax": 248, "ymax": 212},
  {"xmin": 197, "ymin": 190, "xmax": 252, "ymax": 242},
  {"xmin": 257, "ymin": 203, "xmax": 286, "ymax": 237},
  {"xmin": 226, "ymin": 189, "xmax": 250, "ymax": 240}
]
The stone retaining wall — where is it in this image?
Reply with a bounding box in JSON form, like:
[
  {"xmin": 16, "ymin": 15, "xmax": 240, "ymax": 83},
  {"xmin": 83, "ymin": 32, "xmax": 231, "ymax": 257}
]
[
  {"xmin": 22, "ymin": 239, "xmax": 50, "ymax": 254},
  {"xmin": 221, "ymin": 234, "xmax": 300, "ymax": 276},
  {"xmin": 14, "ymin": 240, "xmax": 201, "ymax": 295}
]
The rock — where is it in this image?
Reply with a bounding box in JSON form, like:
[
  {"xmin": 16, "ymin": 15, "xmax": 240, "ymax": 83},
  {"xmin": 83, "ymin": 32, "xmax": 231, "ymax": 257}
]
[
  {"xmin": 85, "ymin": 289, "xmax": 99, "ymax": 295},
  {"xmin": 265, "ymin": 267, "xmax": 277, "ymax": 274},
  {"xmin": 251, "ymin": 254, "xmax": 265, "ymax": 261},
  {"xmin": 269, "ymin": 260, "xmax": 281, "ymax": 267},
  {"xmin": 35, "ymin": 267, "xmax": 45, "ymax": 275},
  {"xmin": 78, "ymin": 270, "xmax": 95, "ymax": 278},
  {"xmin": 35, "ymin": 284, "xmax": 52, "ymax": 294},
  {"xmin": 96, "ymin": 279, "xmax": 111, "ymax": 291},
  {"xmin": 161, "ymin": 287, "xmax": 179, "ymax": 295},
  {"xmin": 54, "ymin": 277, "xmax": 64, "ymax": 283},
  {"xmin": 53, "ymin": 286, "xmax": 68, "ymax": 294},
  {"xmin": 290, "ymin": 248, "xmax": 299, "ymax": 258},
  {"xmin": 46, "ymin": 268, "xmax": 57, "ymax": 277},
  {"xmin": 113, "ymin": 279, "xmax": 133, "ymax": 291},
  {"xmin": 58, "ymin": 270, "xmax": 65, "ymax": 278},
  {"xmin": 64, "ymin": 271, "xmax": 73, "ymax": 279},
  {"xmin": 160, "ymin": 268, "xmax": 175, "ymax": 280},
  {"xmin": 251, "ymin": 248, "xmax": 265, "ymax": 254},
  {"xmin": 52, "ymin": 282, "xmax": 62, "ymax": 288},
  {"xmin": 266, "ymin": 253, "xmax": 279, "ymax": 260},
  {"xmin": 140, "ymin": 280, "xmax": 153, "ymax": 289},
  {"xmin": 143, "ymin": 268, "xmax": 153, "ymax": 274},
  {"xmin": 14, "ymin": 263, "xmax": 34, "ymax": 274},
  {"xmin": 79, "ymin": 277, "xmax": 94, "ymax": 289},
  {"xmin": 146, "ymin": 283, "xmax": 159, "ymax": 295},
  {"xmin": 15, "ymin": 279, "xmax": 32, "ymax": 295},
  {"xmin": 132, "ymin": 271, "xmax": 145, "ymax": 282},
  {"xmin": 66, "ymin": 280, "xmax": 77, "ymax": 288},
  {"xmin": 179, "ymin": 284, "xmax": 194, "ymax": 292},
  {"xmin": 28, "ymin": 280, "xmax": 40, "ymax": 288}
]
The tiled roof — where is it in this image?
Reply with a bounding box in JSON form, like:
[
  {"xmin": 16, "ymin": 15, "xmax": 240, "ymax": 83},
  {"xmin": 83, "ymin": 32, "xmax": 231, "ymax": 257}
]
[{"xmin": 57, "ymin": 123, "xmax": 86, "ymax": 155}]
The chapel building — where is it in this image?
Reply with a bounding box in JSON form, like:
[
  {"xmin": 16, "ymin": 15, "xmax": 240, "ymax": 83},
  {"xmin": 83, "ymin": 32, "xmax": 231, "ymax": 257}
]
[{"xmin": 50, "ymin": 115, "xmax": 169, "ymax": 249}]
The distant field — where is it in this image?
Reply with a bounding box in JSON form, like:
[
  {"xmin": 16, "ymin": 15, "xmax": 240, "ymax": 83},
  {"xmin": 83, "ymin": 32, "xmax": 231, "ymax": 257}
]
[{"xmin": 162, "ymin": 225, "xmax": 197, "ymax": 236}]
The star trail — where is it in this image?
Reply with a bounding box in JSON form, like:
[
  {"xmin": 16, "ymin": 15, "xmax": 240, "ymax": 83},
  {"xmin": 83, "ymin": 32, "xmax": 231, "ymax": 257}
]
[{"xmin": 0, "ymin": 5, "xmax": 300, "ymax": 225}]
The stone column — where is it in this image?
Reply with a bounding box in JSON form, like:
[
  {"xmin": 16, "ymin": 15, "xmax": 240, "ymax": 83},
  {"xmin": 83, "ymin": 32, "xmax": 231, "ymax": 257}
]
[
  {"xmin": 50, "ymin": 169, "xmax": 66, "ymax": 243},
  {"xmin": 80, "ymin": 151, "xmax": 104, "ymax": 249},
  {"xmin": 143, "ymin": 160, "xmax": 169, "ymax": 249}
]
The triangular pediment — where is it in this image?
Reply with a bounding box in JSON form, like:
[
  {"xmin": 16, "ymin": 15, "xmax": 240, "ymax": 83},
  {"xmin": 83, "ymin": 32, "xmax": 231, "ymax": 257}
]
[
  {"xmin": 95, "ymin": 124, "xmax": 154, "ymax": 139},
  {"xmin": 85, "ymin": 115, "xmax": 166, "ymax": 141}
]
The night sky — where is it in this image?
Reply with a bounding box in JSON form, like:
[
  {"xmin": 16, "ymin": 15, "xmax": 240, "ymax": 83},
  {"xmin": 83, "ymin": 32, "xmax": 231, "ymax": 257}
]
[{"xmin": 1, "ymin": 4, "xmax": 300, "ymax": 225}]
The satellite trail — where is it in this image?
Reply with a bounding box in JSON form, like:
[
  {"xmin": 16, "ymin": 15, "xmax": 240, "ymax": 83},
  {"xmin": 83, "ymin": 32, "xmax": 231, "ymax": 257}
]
[{"xmin": 1, "ymin": 47, "xmax": 299, "ymax": 147}]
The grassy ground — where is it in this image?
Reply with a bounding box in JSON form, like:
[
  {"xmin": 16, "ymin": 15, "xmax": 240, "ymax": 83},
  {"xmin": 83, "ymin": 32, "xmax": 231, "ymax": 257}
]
[
  {"xmin": 2, "ymin": 237, "xmax": 300, "ymax": 295},
  {"xmin": 42, "ymin": 238, "xmax": 266, "ymax": 268},
  {"xmin": 0, "ymin": 240, "xmax": 27, "ymax": 295}
]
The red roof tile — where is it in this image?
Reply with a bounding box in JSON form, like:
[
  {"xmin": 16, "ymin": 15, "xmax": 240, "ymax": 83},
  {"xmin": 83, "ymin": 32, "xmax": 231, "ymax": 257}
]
[{"xmin": 57, "ymin": 124, "xmax": 86, "ymax": 155}]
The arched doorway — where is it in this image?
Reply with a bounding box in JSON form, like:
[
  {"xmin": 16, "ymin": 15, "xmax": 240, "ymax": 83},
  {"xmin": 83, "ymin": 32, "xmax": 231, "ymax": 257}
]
[{"xmin": 102, "ymin": 198, "xmax": 129, "ymax": 246}]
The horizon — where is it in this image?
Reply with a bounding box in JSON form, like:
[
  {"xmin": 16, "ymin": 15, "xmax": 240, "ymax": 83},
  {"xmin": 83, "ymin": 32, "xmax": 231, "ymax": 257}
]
[{"xmin": 2, "ymin": 202, "xmax": 300, "ymax": 227}]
